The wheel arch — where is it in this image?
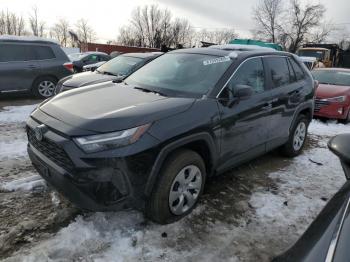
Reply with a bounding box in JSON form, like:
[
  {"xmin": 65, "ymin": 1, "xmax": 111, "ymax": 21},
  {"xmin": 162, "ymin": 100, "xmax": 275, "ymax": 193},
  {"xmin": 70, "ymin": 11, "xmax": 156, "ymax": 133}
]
[
  {"xmin": 144, "ymin": 132, "xmax": 217, "ymax": 196},
  {"xmin": 289, "ymin": 101, "xmax": 314, "ymax": 133}
]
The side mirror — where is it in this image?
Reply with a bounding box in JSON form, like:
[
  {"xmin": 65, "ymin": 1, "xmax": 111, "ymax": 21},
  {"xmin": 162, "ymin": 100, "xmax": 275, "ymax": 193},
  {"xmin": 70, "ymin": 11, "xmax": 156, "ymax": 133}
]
[
  {"xmin": 234, "ymin": 85, "xmax": 254, "ymax": 99},
  {"xmin": 328, "ymin": 134, "xmax": 350, "ymax": 180}
]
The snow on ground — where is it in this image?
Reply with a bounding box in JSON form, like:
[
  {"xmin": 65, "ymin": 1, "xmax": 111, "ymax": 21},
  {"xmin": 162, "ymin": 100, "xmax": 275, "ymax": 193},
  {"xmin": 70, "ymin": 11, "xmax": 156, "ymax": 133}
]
[
  {"xmin": 309, "ymin": 119, "xmax": 350, "ymax": 136},
  {"xmin": 0, "ymin": 104, "xmax": 37, "ymax": 123},
  {"xmin": 0, "ymin": 140, "xmax": 28, "ymax": 159},
  {"xmin": 0, "ymin": 175, "xmax": 46, "ymax": 192},
  {"xmin": 0, "ymin": 103, "xmax": 43, "ymax": 186},
  {"xmin": 1, "ymin": 102, "xmax": 350, "ymax": 261}
]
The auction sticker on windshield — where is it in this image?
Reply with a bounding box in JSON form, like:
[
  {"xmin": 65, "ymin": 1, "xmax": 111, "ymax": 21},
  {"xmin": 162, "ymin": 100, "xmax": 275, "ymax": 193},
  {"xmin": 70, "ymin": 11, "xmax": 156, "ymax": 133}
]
[{"xmin": 203, "ymin": 56, "xmax": 231, "ymax": 66}]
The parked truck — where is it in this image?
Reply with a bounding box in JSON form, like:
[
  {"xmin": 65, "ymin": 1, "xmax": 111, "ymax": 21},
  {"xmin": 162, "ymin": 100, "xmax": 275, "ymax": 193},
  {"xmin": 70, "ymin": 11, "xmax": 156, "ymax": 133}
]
[{"xmin": 297, "ymin": 43, "xmax": 341, "ymax": 68}]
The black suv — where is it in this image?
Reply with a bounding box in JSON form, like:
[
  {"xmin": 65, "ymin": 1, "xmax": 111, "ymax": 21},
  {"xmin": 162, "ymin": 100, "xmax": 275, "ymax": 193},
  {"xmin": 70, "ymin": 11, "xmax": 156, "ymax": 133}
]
[
  {"xmin": 27, "ymin": 45, "xmax": 315, "ymax": 224},
  {"xmin": 0, "ymin": 35, "xmax": 73, "ymax": 98}
]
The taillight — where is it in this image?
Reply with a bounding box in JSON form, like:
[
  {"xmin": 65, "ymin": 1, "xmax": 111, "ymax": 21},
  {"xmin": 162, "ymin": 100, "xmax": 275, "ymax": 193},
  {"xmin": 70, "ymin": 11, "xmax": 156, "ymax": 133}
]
[{"xmin": 63, "ymin": 62, "xmax": 74, "ymax": 72}]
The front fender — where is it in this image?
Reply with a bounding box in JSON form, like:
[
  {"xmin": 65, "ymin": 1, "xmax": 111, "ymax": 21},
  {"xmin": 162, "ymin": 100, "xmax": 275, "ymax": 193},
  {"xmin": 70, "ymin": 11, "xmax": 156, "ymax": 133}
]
[{"xmin": 144, "ymin": 132, "xmax": 217, "ymax": 196}]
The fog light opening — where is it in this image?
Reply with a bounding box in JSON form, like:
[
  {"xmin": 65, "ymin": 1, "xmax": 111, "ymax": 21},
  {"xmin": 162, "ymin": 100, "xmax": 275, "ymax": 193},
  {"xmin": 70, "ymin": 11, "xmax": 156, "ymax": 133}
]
[{"xmin": 338, "ymin": 108, "xmax": 344, "ymax": 115}]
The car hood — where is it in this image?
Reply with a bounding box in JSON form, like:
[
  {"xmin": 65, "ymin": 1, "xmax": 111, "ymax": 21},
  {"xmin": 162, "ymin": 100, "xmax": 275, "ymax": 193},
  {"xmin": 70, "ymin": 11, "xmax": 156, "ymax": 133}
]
[
  {"xmin": 316, "ymin": 83, "xmax": 350, "ymax": 99},
  {"xmin": 40, "ymin": 82, "xmax": 195, "ymax": 133},
  {"xmin": 63, "ymin": 71, "xmax": 118, "ymax": 88}
]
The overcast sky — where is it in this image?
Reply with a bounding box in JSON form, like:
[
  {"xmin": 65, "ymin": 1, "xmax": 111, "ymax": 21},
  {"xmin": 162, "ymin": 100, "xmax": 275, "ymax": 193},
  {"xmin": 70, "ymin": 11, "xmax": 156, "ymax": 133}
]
[{"xmin": 2, "ymin": 0, "xmax": 350, "ymax": 42}]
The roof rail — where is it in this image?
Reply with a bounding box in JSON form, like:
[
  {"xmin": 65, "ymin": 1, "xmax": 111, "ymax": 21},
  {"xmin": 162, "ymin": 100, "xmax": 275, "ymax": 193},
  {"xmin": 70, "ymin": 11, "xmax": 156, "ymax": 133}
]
[
  {"xmin": 0, "ymin": 35, "xmax": 60, "ymax": 45},
  {"xmin": 208, "ymin": 44, "xmax": 276, "ymax": 51}
]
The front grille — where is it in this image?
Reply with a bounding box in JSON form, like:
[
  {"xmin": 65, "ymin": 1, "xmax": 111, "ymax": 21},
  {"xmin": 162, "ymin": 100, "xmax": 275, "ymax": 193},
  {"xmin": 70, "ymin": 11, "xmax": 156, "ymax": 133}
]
[
  {"xmin": 27, "ymin": 127, "xmax": 75, "ymax": 172},
  {"xmin": 314, "ymin": 99, "xmax": 330, "ymax": 112}
]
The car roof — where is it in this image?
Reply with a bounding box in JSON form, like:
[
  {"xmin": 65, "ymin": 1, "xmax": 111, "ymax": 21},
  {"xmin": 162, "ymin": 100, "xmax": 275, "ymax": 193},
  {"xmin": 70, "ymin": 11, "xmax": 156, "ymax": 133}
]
[
  {"xmin": 121, "ymin": 52, "xmax": 163, "ymax": 58},
  {"xmin": 0, "ymin": 35, "xmax": 59, "ymax": 45}
]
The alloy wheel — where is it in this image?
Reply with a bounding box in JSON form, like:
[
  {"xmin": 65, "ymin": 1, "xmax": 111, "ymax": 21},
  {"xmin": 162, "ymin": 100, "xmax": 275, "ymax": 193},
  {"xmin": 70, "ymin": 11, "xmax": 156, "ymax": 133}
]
[{"xmin": 38, "ymin": 80, "xmax": 56, "ymax": 97}]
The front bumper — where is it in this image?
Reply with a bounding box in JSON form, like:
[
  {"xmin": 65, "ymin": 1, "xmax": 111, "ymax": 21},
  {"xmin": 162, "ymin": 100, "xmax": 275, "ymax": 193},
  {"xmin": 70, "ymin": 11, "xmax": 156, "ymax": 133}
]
[
  {"xmin": 26, "ymin": 117, "xmax": 159, "ymax": 211},
  {"xmin": 314, "ymin": 100, "xmax": 349, "ymax": 119}
]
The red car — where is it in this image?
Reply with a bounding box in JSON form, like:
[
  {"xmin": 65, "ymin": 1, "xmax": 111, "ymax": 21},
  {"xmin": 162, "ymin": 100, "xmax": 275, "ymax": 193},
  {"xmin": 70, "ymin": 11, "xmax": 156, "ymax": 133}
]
[{"xmin": 312, "ymin": 68, "xmax": 350, "ymax": 123}]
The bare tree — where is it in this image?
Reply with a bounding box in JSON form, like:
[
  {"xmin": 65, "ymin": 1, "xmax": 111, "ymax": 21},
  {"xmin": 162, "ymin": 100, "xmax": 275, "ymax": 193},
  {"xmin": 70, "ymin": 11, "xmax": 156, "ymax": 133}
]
[
  {"xmin": 0, "ymin": 10, "xmax": 26, "ymax": 36},
  {"xmin": 170, "ymin": 18, "xmax": 194, "ymax": 47},
  {"xmin": 118, "ymin": 25, "xmax": 139, "ymax": 46},
  {"xmin": 50, "ymin": 19, "xmax": 70, "ymax": 46},
  {"xmin": 196, "ymin": 28, "xmax": 237, "ymax": 45},
  {"xmin": 253, "ymin": 0, "xmax": 330, "ymax": 52},
  {"xmin": 253, "ymin": 0, "xmax": 283, "ymax": 43},
  {"xmin": 285, "ymin": 0, "xmax": 327, "ymax": 52},
  {"xmin": 118, "ymin": 5, "xmax": 193, "ymax": 48},
  {"xmin": 129, "ymin": 5, "xmax": 172, "ymax": 48},
  {"xmin": 75, "ymin": 18, "xmax": 96, "ymax": 43},
  {"xmin": 29, "ymin": 6, "xmax": 45, "ymax": 37}
]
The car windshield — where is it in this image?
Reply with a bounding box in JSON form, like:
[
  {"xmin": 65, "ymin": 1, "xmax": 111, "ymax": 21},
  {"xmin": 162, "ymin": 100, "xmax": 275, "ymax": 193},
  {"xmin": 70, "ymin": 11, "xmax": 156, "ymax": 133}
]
[
  {"xmin": 68, "ymin": 53, "xmax": 88, "ymax": 61},
  {"xmin": 97, "ymin": 56, "xmax": 143, "ymax": 76},
  {"xmin": 312, "ymin": 70, "xmax": 350, "ymax": 86},
  {"xmin": 124, "ymin": 53, "xmax": 232, "ymax": 96},
  {"xmin": 298, "ymin": 50, "xmax": 325, "ymax": 60}
]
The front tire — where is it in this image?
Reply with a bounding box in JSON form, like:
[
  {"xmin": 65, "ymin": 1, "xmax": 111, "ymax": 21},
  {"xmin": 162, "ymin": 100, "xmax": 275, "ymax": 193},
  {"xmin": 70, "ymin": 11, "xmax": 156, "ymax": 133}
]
[
  {"xmin": 146, "ymin": 149, "xmax": 206, "ymax": 224},
  {"xmin": 281, "ymin": 115, "xmax": 309, "ymax": 157}
]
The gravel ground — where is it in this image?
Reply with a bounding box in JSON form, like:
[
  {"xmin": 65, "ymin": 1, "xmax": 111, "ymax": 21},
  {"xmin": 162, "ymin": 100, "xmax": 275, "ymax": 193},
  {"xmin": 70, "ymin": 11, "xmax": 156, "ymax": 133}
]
[{"xmin": 0, "ymin": 99, "xmax": 349, "ymax": 262}]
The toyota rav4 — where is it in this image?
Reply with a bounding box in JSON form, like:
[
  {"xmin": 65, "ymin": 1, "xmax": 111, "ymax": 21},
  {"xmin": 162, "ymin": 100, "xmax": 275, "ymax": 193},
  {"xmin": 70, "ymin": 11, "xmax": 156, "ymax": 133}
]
[{"xmin": 27, "ymin": 45, "xmax": 315, "ymax": 224}]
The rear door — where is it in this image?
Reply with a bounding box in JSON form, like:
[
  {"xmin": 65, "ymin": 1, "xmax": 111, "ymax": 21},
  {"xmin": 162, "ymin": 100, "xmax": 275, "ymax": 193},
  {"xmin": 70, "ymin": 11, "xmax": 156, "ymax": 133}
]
[
  {"xmin": 263, "ymin": 56, "xmax": 305, "ymax": 148},
  {"xmin": 0, "ymin": 43, "xmax": 39, "ymax": 92},
  {"xmin": 30, "ymin": 45, "xmax": 58, "ymax": 77},
  {"xmin": 217, "ymin": 57, "xmax": 272, "ymax": 171}
]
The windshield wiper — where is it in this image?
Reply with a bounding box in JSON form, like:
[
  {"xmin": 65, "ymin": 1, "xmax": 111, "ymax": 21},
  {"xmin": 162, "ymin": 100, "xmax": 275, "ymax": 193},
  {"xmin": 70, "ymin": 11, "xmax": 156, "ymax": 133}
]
[
  {"xmin": 133, "ymin": 86, "xmax": 167, "ymax": 96},
  {"xmin": 102, "ymin": 71, "xmax": 118, "ymax": 76}
]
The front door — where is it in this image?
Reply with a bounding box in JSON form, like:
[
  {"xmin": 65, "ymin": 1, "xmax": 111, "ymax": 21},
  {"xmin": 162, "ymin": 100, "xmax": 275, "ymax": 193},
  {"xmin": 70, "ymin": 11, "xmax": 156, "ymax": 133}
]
[{"xmin": 216, "ymin": 57, "xmax": 272, "ymax": 171}]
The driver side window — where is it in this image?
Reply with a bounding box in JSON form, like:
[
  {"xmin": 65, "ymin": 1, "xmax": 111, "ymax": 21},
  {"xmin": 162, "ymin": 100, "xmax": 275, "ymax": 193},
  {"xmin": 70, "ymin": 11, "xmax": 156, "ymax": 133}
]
[{"xmin": 227, "ymin": 57, "xmax": 265, "ymax": 95}]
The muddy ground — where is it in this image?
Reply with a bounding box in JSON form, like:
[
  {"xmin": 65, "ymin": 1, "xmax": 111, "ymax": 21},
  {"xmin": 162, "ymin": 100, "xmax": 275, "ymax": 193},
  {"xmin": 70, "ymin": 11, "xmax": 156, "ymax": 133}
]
[{"xmin": 0, "ymin": 98, "xmax": 348, "ymax": 262}]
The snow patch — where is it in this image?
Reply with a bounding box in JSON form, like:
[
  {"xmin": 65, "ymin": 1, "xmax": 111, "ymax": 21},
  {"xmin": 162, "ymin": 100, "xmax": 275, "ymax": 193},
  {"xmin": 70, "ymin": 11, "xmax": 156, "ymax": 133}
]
[
  {"xmin": 0, "ymin": 175, "xmax": 46, "ymax": 192},
  {"xmin": 250, "ymin": 145, "xmax": 345, "ymax": 239},
  {"xmin": 0, "ymin": 139, "xmax": 28, "ymax": 159},
  {"xmin": 309, "ymin": 119, "xmax": 350, "ymax": 137},
  {"xmin": 0, "ymin": 104, "xmax": 38, "ymax": 123}
]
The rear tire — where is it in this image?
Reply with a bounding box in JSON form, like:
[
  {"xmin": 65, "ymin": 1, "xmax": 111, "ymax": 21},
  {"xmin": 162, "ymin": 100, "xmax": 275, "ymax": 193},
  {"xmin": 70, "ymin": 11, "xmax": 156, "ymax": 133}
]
[
  {"xmin": 281, "ymin": 115, "xmax": 310, "ymax": 157},
  {"xmin": 32, "ymin": 76, "xmax": 57, "ymax": 98},
  {"xmin": 146, "ymin": 149, "xmax": 206, "ymax": 224}
]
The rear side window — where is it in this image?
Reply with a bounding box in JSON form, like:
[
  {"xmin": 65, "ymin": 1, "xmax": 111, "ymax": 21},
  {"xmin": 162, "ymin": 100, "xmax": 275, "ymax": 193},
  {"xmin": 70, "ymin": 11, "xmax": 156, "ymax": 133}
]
[
  {"xmin": 227, "ymin": 57, "xmax": 265, "ymax": 94},
  {"xmin": 265, "ymin": 57, "xmax": 290, "ymax": 88},
  {"xmin": 0, "ymin": 44, "xmax": 28, "ymax": 62},
  {"xmin": 34, "ymin": 46, "xmax": 55, "ymax": 60},
  {"xmin": 287, "ymin": 59, "xmax": 297, "ymax": 83},
  {"xmin": 289, "ymin": 58, "xmax": 305, "ymax": 81},
  {"xmin": 87, "ymin": 55, "xmax": 98, "ymax": 62}
]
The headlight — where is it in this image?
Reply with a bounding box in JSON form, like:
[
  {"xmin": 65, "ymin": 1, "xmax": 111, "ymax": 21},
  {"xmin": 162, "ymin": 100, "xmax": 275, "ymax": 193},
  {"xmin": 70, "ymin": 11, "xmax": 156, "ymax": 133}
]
[
  {"xmin": 74, "ymin": 123, "xmax": 151, "ymax": 153},
  {"xmin": 321, "ymin": 96, "xmax": 346, "ymax": 103}
]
